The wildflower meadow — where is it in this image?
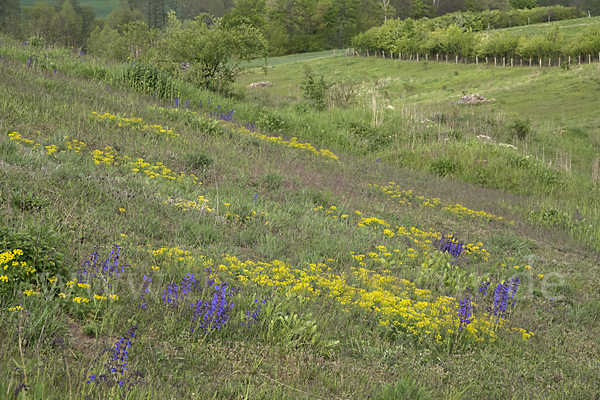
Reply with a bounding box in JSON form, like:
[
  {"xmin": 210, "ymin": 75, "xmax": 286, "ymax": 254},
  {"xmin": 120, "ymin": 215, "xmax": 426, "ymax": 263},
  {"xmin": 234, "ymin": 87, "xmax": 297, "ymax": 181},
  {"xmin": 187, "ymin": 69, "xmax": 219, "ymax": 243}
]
[{"xmin": 1, "ymin": 34, "xmax": 599, "ymax": 400}]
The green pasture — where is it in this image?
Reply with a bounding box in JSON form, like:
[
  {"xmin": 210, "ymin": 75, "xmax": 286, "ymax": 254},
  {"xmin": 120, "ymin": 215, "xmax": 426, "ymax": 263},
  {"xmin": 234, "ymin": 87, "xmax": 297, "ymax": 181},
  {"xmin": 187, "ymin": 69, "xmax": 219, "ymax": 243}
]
[
  {"xmin": 240, "ymin": 54, "xmax": 600, "ymax": 124},
  {"xmin": 499, "ymin": 15, "xmax": 600, "ymax": 38}
]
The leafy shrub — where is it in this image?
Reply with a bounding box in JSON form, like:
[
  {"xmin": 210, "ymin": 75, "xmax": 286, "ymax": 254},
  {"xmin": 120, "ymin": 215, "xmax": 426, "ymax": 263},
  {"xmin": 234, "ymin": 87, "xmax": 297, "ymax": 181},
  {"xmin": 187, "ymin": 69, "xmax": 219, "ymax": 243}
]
[
  {"xmin": 449, "ymin": 129, "xmax": 463, "ymax": 141},
  {"xmin": 258, "ymin": 112, "xmax": 287, "ymax": 133},
  {"xmin": 197, "ymin": 117, "xmax": 224, "ymax": 136},
  {"xmin": 184, "ymin": 152, "xmax": 213, "ymax": 172},
  {"xmin": 153, "ymin": 12, "xmax": 267, "ymax": 93},
  {"xmin": 509, "ymin": 117, "xmax": 532, "ymax": 140},
  {"xmin": 0, "ymin": 228, "xmax": 67, "ymax": 297},
  {"xmin": 565, "ymin": 126, "xmax": 588, "ymax": 139},
  {"xmin": 123, "ymin": 63, "xmax": 179, "ymax": 100},
  {"xmin": 11, "ymin": 192, "xmax": 49, "ymax": 212},
  {"xmin": 328, "ymin": 81, "xmax": 359, "ymax": 108},
  {"xmin": 430, "ymin": 157, "xmax": 461, "ymax": 177},
  {"xmin": 301, "ymin": 67, "xmax": 329, "ymax": 111},
  {"xmin": 27, "ymin": 37, "xmax": 45, "ymax": 47},
  {"xmin": 349, "ymin": 122, "xmax": 392, "ymax": 152}
]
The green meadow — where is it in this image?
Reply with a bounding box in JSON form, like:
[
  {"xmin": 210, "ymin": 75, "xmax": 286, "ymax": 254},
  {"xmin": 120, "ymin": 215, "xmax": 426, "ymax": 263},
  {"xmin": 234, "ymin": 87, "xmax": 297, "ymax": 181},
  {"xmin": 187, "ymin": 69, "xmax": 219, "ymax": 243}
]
[{"xmin": 1, "ymin": 29, "xmax": 600, "ymax": 400}]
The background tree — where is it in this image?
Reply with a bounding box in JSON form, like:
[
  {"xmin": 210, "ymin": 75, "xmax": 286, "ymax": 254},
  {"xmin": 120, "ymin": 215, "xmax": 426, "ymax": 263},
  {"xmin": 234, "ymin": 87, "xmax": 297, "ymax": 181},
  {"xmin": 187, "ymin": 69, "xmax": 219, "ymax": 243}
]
[
  {"xmin": 151, "ymin": 11, "xmax": 267, "ymax": 92},
  {"xmin": 106, "ymin": 3, "xmax": 145, "ymax": 31},
  {"xmin": 221, "ymin": 0, "xmax": 266, "ymax": 30},
  {"xmin": 510, "ymin": 0, "xmax": 537, "ymax": 8},
  {"xmin": 23, "ymin": 2, "xmax": 57, "ymax": 41},
  {"xmin": 52, "ymin": 0, "xmax": 83, "ymax": 47},
  {"xmin": 0, "ymin": 0, "xmax": 20, "ymax": 31},
  {"xmin": 332, "ymin": 0, "xmax": 360, "ymax": 48}
]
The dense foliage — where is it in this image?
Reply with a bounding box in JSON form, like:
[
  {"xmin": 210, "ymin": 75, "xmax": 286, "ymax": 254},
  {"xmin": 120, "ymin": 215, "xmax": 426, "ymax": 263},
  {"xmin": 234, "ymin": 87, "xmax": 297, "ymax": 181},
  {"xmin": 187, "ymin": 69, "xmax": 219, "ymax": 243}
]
[{"xmin": 352, "ymin": 9, "xmax": 600, "ymax": 60}]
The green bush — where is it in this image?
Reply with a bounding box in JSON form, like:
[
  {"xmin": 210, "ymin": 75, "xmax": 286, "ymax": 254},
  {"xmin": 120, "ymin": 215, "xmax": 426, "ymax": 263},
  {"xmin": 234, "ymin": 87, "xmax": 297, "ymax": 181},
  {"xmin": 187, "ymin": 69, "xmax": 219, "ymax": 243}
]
[
  {"xmin": 301, "ymin": 66, "xmax": 329, "ymax": 111},
  {"xmin": 197, "ymin": 117, "xmax": 225, "ymax": 136},
  {"xmin": 430, "ymin": 157, "xmax": 461, "ymax": 177},
  {"xmin": 185, "ymin": 152, "xmax": 214, "ymax": 172},
  {"xmin": 258, "ymin": 112, "xmax": 287, "ymax": 133},
  {"xmin": 509, "ymin": 117, "xmax": 532, "ymax": 140},
  {"xmin": 0, "ymin": 228, "xmax": 67, "ymax": 297},
  {"xmin": 122, "ymin": 63, "xmax": 179, "ymax": 100},
  {"xmin": 10, "ymin": 192, "xmax": 49, "ymax": 212}
]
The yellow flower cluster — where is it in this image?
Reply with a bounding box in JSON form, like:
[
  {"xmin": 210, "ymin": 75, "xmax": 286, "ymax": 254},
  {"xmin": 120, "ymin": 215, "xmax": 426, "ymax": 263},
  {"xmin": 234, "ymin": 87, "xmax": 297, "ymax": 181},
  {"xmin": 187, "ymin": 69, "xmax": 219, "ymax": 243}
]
[
  {"xmin": 0, "ymin": 249, "xmax": 21, "ymax": 266},
  {"xmin": 150, "ymin": 107, "xmax": 338, "ymax": 160},
  {"xmin": 65, "ymin": 139, "xmax": 87, "ymax": 153},
  {"xmin": 45, "ymin": 144, "xmax": 58, "ymax": 155},
  {"xmin": 357, "ymin": 217, "xmax": 390, "ymax": 228},
  {"xmin": 141, "ymin": 245, "xmax": 207, "ymax": 270},
  {"xmin": 72, "ymin": 297, "xmax": 90, "ymax": 304},
  {"xmin": 91, "ymin": 148, "xmax": 199, "ymax": 185},
  {"xmin": 224, "ymin": 209, "xmax": 269, "ymax": 223},
  {"xmin": 8, "ymin": 132, "xmax": 37, "ymax": 146},
  {"xmin": 314, "ymin": 206, "xmax": 490, "ymax": 261},
  {"xmin": 0, "ymin": 249, "xmax": 36, "ymax": 277},
  {"xmin": 10, "ymin": 133, "xmax": 88, "ymax": 158},
  {"xmin": 372, "ymin": 183, "xmax": 513, "ymax": 224},
  {"xmin": 65, "ymin": 279, "xmax": 90, "ymax": 289},
  {"xmin": 226, "ymin": 122, "xmax": 339, "ymax": 161},
  {"xmin": 160, "ymin": 195, "xmax": 213, "ymax": 212},
  {"xmin": 91, "ymin": 112, "xmax": 181, "ymax": 141},
  {"xmin": 211, "ymin": 254, "xmax": 527, "ymax": 343},
  {"xmin": 91, "ymin": 146, "xmax": 117, "ymax": 165}
]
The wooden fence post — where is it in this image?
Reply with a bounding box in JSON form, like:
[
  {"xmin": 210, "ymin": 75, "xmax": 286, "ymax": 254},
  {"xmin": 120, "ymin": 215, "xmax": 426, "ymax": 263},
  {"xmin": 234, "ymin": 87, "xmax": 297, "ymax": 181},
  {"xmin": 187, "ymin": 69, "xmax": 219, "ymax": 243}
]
[
  {"xmin": 503, "ymin": 57, "xmax": 505, "ymax": 67},
  {"xmin": 367, "ymin": 49, "xmax": 369, "ymax": 57},
  {"xmin": 456, "ymin": 55, "xmax": 458, "ymax": 64},
  {"xmin": 426, "ymin": 54, "xmax": 428, "ymax": 61},
  {"xmin": 520, "ymin": 59, "xmax": 522, "ymax": 67},
  {"xmin": 539, "ymin": 58, "xmax": 542, "ymax": 68},
  {"xmin": 476, "ymin": 55, "xmax": 478, "ymax": 65},
  {"xmin": 382, "ymin": 51, "xmax": 385, "ymax": 60},
  {"xmin": 486, "ymin": 56, "xmax": 488, "ymax": 64},
  {"xmin": 494, "ymin": 57, "xmax": 496, "ymax": 67},
  {"xmin": 437, "ymin": 54, "xmax": 439, "ymax": 61},
  {"xmin": 549, "ymin": 58, "xmax": 551, "ymax": 68},
  {"xmin": 579, "ymin": 55, "xmax": 581, "ymax": 65},
  {"xmin": 529, "ymin": 58, "xmax": 532, "ymax": 67},
  {"xmin": 511, "ymin": 58, "xmax": 513, "ymax": 67},
  {"xmin": 417, "ymin": 54, "xmax": 419, "ymax": 62},
  {"xmin": 446, "ymin": 54, "xmax": 448, "ymax": 63},
  {"xmin": 333, "ymin": 50, "xmax": 335, "ymax": 56},
  {"xmin": 558, "ymin": 57, "xmax": 561, "ymax": 67}
]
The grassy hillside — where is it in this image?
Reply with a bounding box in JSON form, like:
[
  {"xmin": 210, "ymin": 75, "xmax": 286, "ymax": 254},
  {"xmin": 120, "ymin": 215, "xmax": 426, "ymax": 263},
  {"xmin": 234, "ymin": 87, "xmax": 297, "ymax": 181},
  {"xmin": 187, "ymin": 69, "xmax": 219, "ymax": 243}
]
[
  {"xmin": 499, "ymin": 15, "xmax": 600, "ymax": 38},
  {"xmin": 1, "ymin": 38, "xmax": 600, "ymax": 399}
]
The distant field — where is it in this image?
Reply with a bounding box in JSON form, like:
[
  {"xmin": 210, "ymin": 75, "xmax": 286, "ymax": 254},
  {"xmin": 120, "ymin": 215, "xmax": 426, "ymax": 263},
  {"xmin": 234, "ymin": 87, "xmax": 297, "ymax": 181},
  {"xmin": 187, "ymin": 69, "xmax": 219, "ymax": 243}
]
[
  {"xmin": 20, "ymin": 0, "xmax": 119, "ymax": 18},
  {"xmin": 240, "ymin": 53, "xmax": 600, "ymax": 125},
  {"xmin": 246, "ymin": 49, "xmax": 351, "ymax": 68},
  {"xmin": 497, "ymin": 15, "xmax": 600, "ymax": 38}
]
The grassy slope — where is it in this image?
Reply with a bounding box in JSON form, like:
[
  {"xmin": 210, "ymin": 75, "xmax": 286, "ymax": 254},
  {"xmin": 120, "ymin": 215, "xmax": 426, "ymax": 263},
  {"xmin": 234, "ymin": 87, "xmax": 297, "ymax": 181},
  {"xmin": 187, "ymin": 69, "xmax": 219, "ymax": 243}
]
[
  {"xmin": 499, "ymin": 15, "xmax": 600, "ymax": 38},
  {"xmin": 1, "ymin": 40, "xmax": 600, "ymax": 399}
]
